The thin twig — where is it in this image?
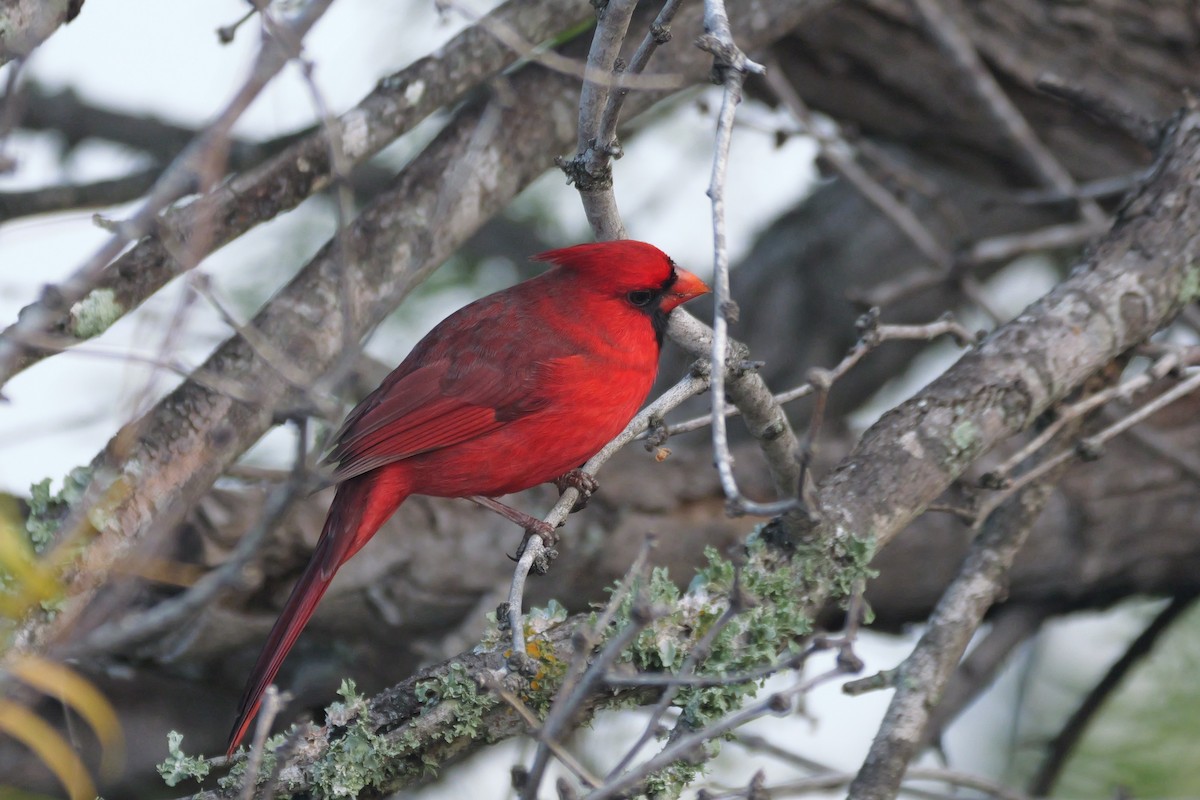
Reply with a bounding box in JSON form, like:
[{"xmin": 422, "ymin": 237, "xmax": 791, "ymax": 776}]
[
  {"xmin": 1010, "ymin": 170, "xmax": 1150, "ymax": 206},
  {"xmin": 506, "ymin": 373, "xmax": 710, "ymax": 655},
  {"xmin": 188, "ymin": 274, "xmax": 341, "ymax": 420},
  {"xmin": 520, "ymin": 601, "xmax": 661, "ymax": 800},
  {"xmin": 520, "ymin": 538, "xmax": 656, "ymax": 798},
  {"xmin": 0, "ymin": 56, "xmax": 28, "ymax": 169},
  {"xmin": 593, "ymin": 0, "xmax": 685, "ymax": 164},
  {"xmin": 762, "ymin": 765, "xmax": 1033, "ymax": 800},
  {"xmin": 561, "ymin": 0, "xmax": 638, "ymax": 241},
  {"xmin": 907, "ymin": 0, "xmax": 1106, "ymax": 229},
  {"xmin": 986, "ymin": 350, "xmax": 1186, "ymax": 484},
  {"xmin": 437, "ymin": 0, "xmax": 684, "ymax": 93},
  {"xmin": 764, "ymin": 57, "xmax": 1010, "ymax": 324},
  {"xmin": 485, "ymin": 677, "xmax": 605, "ymax": 790},
  {"xmin": 239, "ymin": 685, "xmax": 290, "ymax": 800},
  {"xmin": 859, "ymin": 218, "xmax": 1109, "ymax": 311},
  {"xmin": 978, "ymin": 367, "xmax": 1200, "ymax": 521},
  {"xmin": 1035, "ymin": 73, "xmax": 1162, "ymax": 151},
  {"xmin": 217, "ymin": 4, "xmax": 260, "ymax": 44},
  {"xmin": 585, "ymin": 666, "xmax": 849, "ymax": 800},
  {"xmin": 1122, "ymin": 423, "xmax": 1200, "ymax": 488},
  {"xmin": 602, "ymin": 661, "xmax": 799, "ymax": 688},
  {"xmin": 764, "ymin": 64, "xmax": 951, "ymax": 271},
  {"xmin": 0, "ymin": 169, "xmax": 162, "ymax": 221},
  {"xmin": 960, "ymin": 219, "xmax": 1109, "ymax": 267},
  {"xmin": 665, "ymin": 314, "xmax": 978, "ymax": 438},
  {"xmin": 699, "ymin": 0, "xmax": 783, "ymax": 517},
  {"xmin": 0, "ymin": 0, "xmax": 336, "ymax": 389},
  {"xmin": 606, "ymin": 561, "xmax": 751, "ymax": 778},
  {"xmin": 294, "ymin": 55, "xmax": 359, "ymax": 387},
  {"xmin": 565, "ymin": 0, "xmax": 686, "ymax": 241},
  {"xmin": 574, "ymin": 0, "xmax": 638, "ymax": 158}
]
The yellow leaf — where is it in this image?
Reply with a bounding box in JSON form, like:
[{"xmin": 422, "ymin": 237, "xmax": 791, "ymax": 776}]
[
  {"xmin": 0, "ymin": 700, "xmax": 97, "ymax": 800},
  {"xmin": 9, "ymin": 657, "xmax": 124, "ymax": 778},
  {"xmin": 0, "ymin": 509, "xmax": 59, "ymax": 614},
  {"xmin": 0, "ymin": 788, "xmax": 66, "ymax": 800}
]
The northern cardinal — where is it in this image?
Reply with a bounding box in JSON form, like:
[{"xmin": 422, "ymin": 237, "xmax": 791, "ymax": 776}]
[{"xmin": 227, "ymin": 240, "xmax": 708, "ymax": 752}]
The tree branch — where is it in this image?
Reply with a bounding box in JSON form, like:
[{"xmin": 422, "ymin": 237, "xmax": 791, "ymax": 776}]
[
  {"xmin": 846, "ymin": 469, "xmax": 1062, "ymax": 800},
  {"xmin": 0, "ymin": 0, "xmax": 82, "ymax": 66},
  {"xmin": 0, "ymin": 0, "xmax": 336, "ymax": 388},
  {"xmin": 0, "ymin": 0, "xmax": 592, "ymax": 382},
  {"xmin": 780, "ymin": 102, "xmax": 1200, "ymax": 557}
]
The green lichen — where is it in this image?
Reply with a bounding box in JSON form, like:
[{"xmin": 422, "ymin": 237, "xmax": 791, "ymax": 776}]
[
  {"xmin": 309, "ymin": 679, "xmax": 405, "ymax": 797},
  {"xmin": 0, "ymin": 468, "xmax": 94, "ymax": 617},
  {"xmin": 643, "ymin": 742, "xmax": 720, "ymax": 799},
  {"xmin": 5, "ymin": 468, "xmax": 93, "ymax": 620},
  {"xmin": 599, "ymin": 539, "xmax": 826, "ymax": 793},
  {"xmin": 200, "ymin": 514, "xmax": 877, "ymax": 797},
  {"xmin": 157, "ymin": 731, "xmax": 211, "ymax": 787},
  {"xmin": 829, "ymin": 531, "xmax": 879, "ymax": 601},
  {"xmin": 307, "ymin": 666, "xmax": 506, "ymax": 797},
  {"xmin": 311, "ymin": 725, "xmax": 400, "ymax": 797},
  {"xmin": 769, "ymin": 520, "xmax": 878, "ymax": 609},
  {"xmin": 69, "ymin": 288, "xmax": 124, "ymax": 339},
  {"xmin": 520, "ymin": 638, "xmax": 569, "ymax": 715},
  {"xmin": 25, "ymin": 466, "xmax": 92, "ymax": 552},
  {"xmin": 591, "ymin": 526, "xmax": 880, "ymax": 796},
  {"xmin": 414, "ymin": 662, "xmax": 499, "ymax": 742},
  {"xmin": 524, "ymin": 598, "xmax": 569, "ymax": 635},
  {"xmin": 1180, "ymin": 260, "xmax": 1200, "ymax": 304},
  {"xmin": 478, "ymin": 599, "xmax": 569, "ymax": 713},
  {"xmin": 948, "ymin": 419, "xmax": 981, "ymax": 468},
  {"xmin": 216, "ymin": 729, "xmax": 292, "ymax": 792}
]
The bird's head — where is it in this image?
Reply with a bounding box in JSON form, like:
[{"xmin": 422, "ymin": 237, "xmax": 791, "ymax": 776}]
[{"xmin": 533, "ymin": 240, "xmax": 710, "ymax": 328}]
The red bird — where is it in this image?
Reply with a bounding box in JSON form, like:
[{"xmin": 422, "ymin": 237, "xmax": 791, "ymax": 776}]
[{"xmin": 227, "ymin": 240, "xmax": 708, "ymax": 752}]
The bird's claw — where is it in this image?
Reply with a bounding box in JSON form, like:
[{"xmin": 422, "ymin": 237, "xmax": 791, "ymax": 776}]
[
  {"xmin": 514, "ymin": 526, "xmax": 560, "ymax": 574},
  {"xmin": 527, "ymin": 519, "xmax": 559, "ymax": 548},
  {"xmin": 554, "ymin": 469, "xmax": 599, "ymax": 513}
]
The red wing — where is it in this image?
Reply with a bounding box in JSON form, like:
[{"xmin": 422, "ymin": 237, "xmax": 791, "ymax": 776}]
[
  {"xmin": 327, "ymin": 355, "xmax": 551, "ymax": 483},
  {"xmin": 325, "ymin": 285, "xmax": 584, "ymax": 482}
]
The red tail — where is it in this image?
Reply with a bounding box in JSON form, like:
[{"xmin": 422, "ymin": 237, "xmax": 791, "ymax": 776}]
[{"xmin": 226, "ymin": 473, "xmax": 408, "ymax": 755}]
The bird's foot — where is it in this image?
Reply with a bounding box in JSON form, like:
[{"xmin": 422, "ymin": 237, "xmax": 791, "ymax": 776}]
[
  {"xmin": 524, "ymin": 518, "xmax": 559, "ymax": 548},
  {"xmin": 554, "ymin": 469, "xmax": 599, "ymax": 513},
  {"xmin": 515, "ymin": 529, "xmax": 559, "ymax": 574}
]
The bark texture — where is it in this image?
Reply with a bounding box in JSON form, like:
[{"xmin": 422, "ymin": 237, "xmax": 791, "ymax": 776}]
[{"xmin": 3, "ymin": 0, "xmax": 1200, "ymax": 797}]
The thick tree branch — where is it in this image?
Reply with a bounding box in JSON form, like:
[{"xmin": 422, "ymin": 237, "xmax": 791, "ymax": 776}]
[
  {"xmin": 0, "ymin": 0, "xmax": 336, "ymax": 388},
  {"xmin": 846, "ymin": 474, "xmax": 1061, "ymax": 800},
  {"xmin": 920, "ymin": 604, "xmax": 1045, "ymax": 749},
  {"xmin": 0, "ymin": 0, "xmax": 82, "ymax": 65},
  {"xmin": 782, "ymin": 103, "xmax": 1200, "ymax": 556},
  {"xmin": 0, "ymin": 0, "xmax": 592, "ymax": 382}
]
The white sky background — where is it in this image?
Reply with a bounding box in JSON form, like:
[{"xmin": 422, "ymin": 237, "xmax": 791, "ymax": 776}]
[{"xmin": 0, "ymin": 1, "xmax": 1144, "ymax": 796}]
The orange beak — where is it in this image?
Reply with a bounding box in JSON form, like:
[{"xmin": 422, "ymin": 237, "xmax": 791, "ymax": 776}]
[{"xmin": 662, "ymin": 267, "xmax": 710, "ymax": 312}]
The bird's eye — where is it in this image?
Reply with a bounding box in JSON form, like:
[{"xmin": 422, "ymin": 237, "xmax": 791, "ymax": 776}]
[{"xmin": 627, "ymin": 289, "xmax": 653, "ymax": 307}]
